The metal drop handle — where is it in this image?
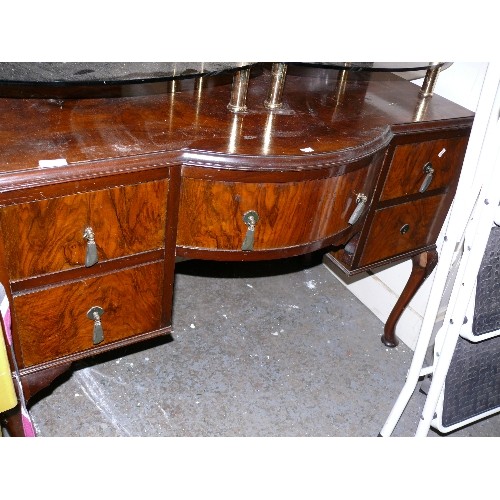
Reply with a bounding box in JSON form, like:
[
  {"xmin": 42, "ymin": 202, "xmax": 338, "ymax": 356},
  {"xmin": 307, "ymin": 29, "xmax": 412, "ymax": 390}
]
[
  {"xmin": 242, "ymin": 210, "xmax": 259, "ymax": 251},
  {"xmin": 87, "ymin": 306, "xmax": 105, "ymax": 345},
  {"xmin": 83, "ymin": 227, "xmax": 98, "ymax": 267},
  {"xmin": 348, "ymin": 193, "xmax": 368, "ymax": 225},
  {"xmin": 419, "ymin": 162, "xmax": 435, "ymax": 193}
]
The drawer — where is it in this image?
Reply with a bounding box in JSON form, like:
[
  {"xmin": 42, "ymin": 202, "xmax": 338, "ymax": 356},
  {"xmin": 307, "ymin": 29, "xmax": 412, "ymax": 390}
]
[
  {"xmin": 380, "ymin": 136, "xmax": 468, "ymax": 201},
  {"xmin": 13, "ymin": 261, "xmax": 164, "ymax": 367},
  {"xmin": 358, "ymin": 194, "xmax": 448, "ymax": 267},
  {"xmin": 177, "ymin": 165, "xmax": 377, "ymax": 252},
  {"xmin": 0, "ymin": 179, "xmax": 169, "ymax": 280}
]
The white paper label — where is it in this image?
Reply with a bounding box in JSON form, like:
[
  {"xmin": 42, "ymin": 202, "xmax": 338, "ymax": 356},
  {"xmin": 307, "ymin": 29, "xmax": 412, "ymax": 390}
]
[{"xmin": 38, "ymin": 158, "xmax": 68, "ymax": 168}]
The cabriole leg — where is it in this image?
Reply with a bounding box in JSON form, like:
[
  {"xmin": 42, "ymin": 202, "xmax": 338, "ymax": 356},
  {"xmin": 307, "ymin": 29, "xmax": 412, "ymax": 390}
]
[{"xmin": 382, "ymin": 249, "xmax": 439, "ymax": 347}]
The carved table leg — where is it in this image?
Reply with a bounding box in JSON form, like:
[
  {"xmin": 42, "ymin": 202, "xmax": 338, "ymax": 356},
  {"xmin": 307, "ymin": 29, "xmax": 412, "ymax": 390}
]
[
  {"xmin": 1, "ymin": 362, "xmax": 72, "ymax": 436},
  {"xmin": 382, "ymin": 249, "xmax": 439, "ymax": 347},
  {"xmin": 1, "ymin": 407, "xmax": 24, "ymax": 437}
]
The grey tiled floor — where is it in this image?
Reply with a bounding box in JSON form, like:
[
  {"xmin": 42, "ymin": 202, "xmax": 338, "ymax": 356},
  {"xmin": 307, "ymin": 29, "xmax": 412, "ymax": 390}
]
[{"xmin": 26, "ymin": 253, "xmax": 500, "ymax": 437}]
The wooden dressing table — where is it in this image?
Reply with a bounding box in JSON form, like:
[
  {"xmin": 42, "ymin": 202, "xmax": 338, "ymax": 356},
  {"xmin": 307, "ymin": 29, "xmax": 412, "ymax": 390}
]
[{"xmin": 0, "ymin": 63, "xmax": 473, "ymax": 436}]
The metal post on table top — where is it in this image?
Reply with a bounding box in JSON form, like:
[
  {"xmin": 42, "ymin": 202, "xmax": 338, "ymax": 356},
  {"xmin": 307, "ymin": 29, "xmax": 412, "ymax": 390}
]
[{"xmin": 264, "ymin": 63, "xmax": 288, "ymax": 110}]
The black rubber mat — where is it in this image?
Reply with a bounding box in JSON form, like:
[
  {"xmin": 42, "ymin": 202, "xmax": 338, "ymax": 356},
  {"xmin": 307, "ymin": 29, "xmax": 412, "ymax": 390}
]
[
  {"xmin": 472, "ymin": 226, "xmax": 500, "ymax": 336},
  {"xmin": 442, "ymin": 226, "xmax": 500, "ymax": 428},
  {"xmin": 442, "ymin": 335, "xmax": 500, "ymax": 427}
]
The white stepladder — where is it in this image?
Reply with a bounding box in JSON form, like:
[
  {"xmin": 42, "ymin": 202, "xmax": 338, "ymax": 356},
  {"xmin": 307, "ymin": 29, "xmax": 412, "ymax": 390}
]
[{"xmin": 380, "ymin": 63, "xmax": 500, "ymax": 437}]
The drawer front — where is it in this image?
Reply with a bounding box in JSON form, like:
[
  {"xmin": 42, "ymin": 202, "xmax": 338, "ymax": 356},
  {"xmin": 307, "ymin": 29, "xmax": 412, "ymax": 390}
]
[
  {"xmin": 0, "ymin": 179, "xmax": 169, "ymax": 280},
  {"xmin": 380, "ymin": 136, "xmax": 468, "ymax": 201},
  {"xmin": 14, "ymin": 262, "xmax": 164, "ymax": 367},
  {"xmin": 358, "ymin": 195, "xmax": 447, "ymax": 267},
  {"xmin": 177, "ymin": 167, "xmax": 375, "ymax": 252}
]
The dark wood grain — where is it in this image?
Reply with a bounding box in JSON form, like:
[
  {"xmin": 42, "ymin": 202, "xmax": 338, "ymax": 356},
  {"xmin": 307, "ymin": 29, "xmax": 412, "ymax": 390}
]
[
  {"xmin": 358, "ymin": 194, "xmax": 446, "ymax": 267},
  {"xmin": 177, "ymin": 159, "xmax": 380, "ymax": 253},
  {"xmin": 380, "ymin": 136, "xmax": 469, "ymax": 201},
  {"xmin": 0, "ymin": 68, "xmax": 473, "ymax": 174},
  {"xmin": 13, "ymin": 262, "xmax": 164, "ymax": 367},
  {"xmin": 0, "ymin": 65, "xmax": 475, "ymax": 435},
  {"xmin": 0, "ymin": 179, "xmax": 168, "ymax": 279},
  {"xmin": 382, "ymin": 249, "xmax": 439, "ymax": 347}
]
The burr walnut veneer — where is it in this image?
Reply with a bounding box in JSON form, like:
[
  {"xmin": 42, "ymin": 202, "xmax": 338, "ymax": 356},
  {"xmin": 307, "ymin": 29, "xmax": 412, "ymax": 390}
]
[{"xmin": 0, "ymin": 65, "xmax": 473, "ymax": 436}]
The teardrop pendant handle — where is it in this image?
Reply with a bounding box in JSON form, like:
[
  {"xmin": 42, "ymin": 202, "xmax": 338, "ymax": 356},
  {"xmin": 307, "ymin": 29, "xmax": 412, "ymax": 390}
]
[
  {"xmin": 87, "ymin": 306, "xmax": 105, "ymax": 345},
  {"xmin": 83, "ymin": 227, "xmax": 98, "ymax": 267},
  {"xmin": 348, "ymin": 193, "xmax": 368, "ymax": 225},
  {"xmin": 419, "ymin": 162, "xmax": 435, "ymax": 193},
  {"xmin": 242, "ymin": 210, "xmax": 259, "ymax": 251}
]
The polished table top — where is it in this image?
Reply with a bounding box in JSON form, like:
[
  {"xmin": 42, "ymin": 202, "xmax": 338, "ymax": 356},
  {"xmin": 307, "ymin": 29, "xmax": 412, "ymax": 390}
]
[{"xmin": 0, "ymin": 65, "xmax": 472, "ymax": 178}]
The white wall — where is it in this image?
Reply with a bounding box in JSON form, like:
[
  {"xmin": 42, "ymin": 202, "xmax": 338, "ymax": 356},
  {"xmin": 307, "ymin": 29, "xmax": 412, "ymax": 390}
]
[{"xmin": 325, "ymin": 63, "xmax": 489, "ymax": 350}]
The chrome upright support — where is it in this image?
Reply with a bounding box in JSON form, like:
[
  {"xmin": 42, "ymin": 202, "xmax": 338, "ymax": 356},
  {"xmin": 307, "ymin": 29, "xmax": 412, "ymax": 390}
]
[
  {"xmin": 228, "ymin": 67, "xmax": 251, "ymax": 113},
  {"xmin": 419, "ymin": 62, "xmax": 444, "ymax": 98},
  {"xmin": 264, "ymin": 63, "xmax": 287, "ymax": 110}
]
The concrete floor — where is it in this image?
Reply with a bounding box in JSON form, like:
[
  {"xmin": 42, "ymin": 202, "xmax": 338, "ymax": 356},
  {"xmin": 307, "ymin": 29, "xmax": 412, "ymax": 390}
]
[{"xmin": 27, "ymin": 252, "xmax": 500, "ymax": 437}]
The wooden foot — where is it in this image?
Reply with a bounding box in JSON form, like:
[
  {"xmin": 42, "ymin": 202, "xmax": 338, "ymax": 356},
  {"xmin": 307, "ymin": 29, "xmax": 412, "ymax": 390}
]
[
  {"xmin": 382, "ymin": 249, "xmax": 438, "ymax": 347},
  {"xmin": 1, "ymin": 406, "xmax": 26, "ymax": 437},
  {"xmin": 1, "ymin": 362, "xmax": 72, "ymax": 436}
]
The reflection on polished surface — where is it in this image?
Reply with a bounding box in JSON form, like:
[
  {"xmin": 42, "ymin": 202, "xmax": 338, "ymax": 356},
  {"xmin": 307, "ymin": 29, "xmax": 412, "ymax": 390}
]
[
  {"xmin": 332, "ymin": 68, "xmax": 349, "ymax": 112},
  {"xmin": 228, "ymin": 113, "xmax": 244, "ymax": 154},
  {"xmin": 0, "ymin": 62, "xmax": 474, "ymax": 437},
  {"xmin": 262, "ymin": 111, "xmax": 276, "ymax": 155},
  {"xmin": 294, "ymin": 62, "xmax": 451, "ymax": 73},
  {"xmin": 0, "ymin": 66, "xmax": 468, "ymax": 166}
]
